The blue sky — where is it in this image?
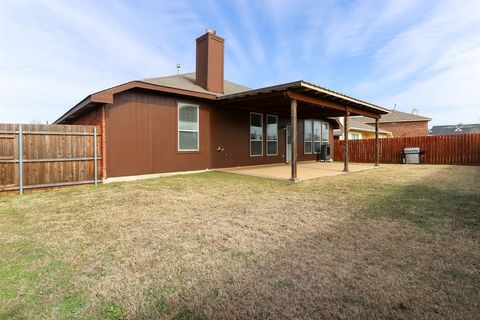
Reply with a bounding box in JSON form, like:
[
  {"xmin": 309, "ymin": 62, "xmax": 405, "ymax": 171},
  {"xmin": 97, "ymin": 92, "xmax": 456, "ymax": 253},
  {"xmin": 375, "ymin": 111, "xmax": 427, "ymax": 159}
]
[{"xmin": 1, "ymin": 0, "xmax": 479, "ymax": 126}]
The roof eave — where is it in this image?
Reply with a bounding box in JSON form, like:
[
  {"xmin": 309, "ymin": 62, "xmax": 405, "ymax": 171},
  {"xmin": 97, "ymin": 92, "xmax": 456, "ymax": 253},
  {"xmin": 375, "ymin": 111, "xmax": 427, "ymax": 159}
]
[
  {"xmin": 376, "ymin": 118, "xmax": 432, "ymax": 123},
  {"xmin": 54, "ymin": 80, "xmax": 219, "ymax": 124},
  {"xmin": 349, "ymin": 126, "xmax": 391, "ymax": 134},
  {"xmin": 299, "ymin": 81, "xmax": 390, "ymax": 114}
]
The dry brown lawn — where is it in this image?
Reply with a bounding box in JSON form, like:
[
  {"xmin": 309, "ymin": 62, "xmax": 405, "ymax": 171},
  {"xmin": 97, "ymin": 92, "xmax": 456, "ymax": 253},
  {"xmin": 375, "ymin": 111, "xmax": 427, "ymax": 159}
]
[{"xmin": 1, "ymin": 164, "xmax": 479, "ymax": 319}]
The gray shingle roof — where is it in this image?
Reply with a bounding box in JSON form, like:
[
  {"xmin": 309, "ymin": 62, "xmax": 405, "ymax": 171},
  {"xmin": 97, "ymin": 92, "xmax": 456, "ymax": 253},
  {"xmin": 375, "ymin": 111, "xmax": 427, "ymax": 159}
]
[
  {"xmin": 333, "ymin": 117, "xmax": 392, "ymax": 136},
  {"xmin": 142, "ymin": 72, "xmax": 251, "ymax": 97},
  {"xmin": 430, "ymin": 123, "xmax": 480, "ymax": 135},
  {"xmin": 348, "ymin": 118, "xmax": 391, "ymax": 133},
  {"xmin": 367, "ymin": 109, "xmax": 431, "ymax": 123}
]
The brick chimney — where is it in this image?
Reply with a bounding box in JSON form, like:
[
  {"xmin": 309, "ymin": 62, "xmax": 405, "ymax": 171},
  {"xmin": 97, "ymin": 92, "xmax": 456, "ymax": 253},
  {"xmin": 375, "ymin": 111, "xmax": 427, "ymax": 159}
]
[{"xmin": 196, "ymin": 29, "xmax": 224, "ymax": 94}]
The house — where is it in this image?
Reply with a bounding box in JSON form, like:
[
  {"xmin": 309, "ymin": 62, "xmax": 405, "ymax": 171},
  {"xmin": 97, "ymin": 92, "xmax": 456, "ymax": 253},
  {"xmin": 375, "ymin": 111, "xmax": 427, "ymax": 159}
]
[
  {"xmin": 54, "ymin": 30, "xmax": 389, "ymax": 182},
  {"xmin": 358, "ymin": 109, "xmax": 431, "ymax": 137},
  {"xmin": 334, "ymin": 117, "xmax": 392, "ymax": 140},
  {"xmin": 430, "ymin": 123, "xmax": 480, "ymax": 135}
]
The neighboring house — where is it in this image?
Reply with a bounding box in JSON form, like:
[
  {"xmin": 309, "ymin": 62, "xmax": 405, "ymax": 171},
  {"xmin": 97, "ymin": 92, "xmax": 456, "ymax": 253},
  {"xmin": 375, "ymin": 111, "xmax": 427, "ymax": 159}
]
[
  {"xmin": 334, "ymin": 117, "xmax": 392, "ymax": 140},
  {"xmin": 359, "ymin": 109, "xmax": 431, "ymax": 137},
  {"xmin": 54, "ymin": 30, "xmax": 389, "ymax": 181},
  {"xmin": 430, "ymin": 123, "xmax": 480, "ymax": 135}
]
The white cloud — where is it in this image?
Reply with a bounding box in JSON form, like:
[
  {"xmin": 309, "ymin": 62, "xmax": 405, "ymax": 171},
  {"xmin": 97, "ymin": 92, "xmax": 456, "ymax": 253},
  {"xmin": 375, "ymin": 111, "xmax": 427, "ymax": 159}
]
[
  {"xmin": 354, "ymin": 0, "xmax": 480, "ymax": 125},
  {"xmin": 321, "ymin": 0, "xmax": 425, "ymax": 55},
  {"xmin": 0, "ymin": 0, "xmax": 478, "ymax": 126},
  {"xmin": 0, "ymin": 0, "xmax": 202, "ymax": 123}
]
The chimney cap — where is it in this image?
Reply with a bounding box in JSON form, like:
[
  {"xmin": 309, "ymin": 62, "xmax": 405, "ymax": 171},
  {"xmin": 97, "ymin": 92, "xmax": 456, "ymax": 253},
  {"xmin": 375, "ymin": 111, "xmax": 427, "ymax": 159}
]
[{"xmin": 205, "ymin": 28, "xmax": 216, "ymax": 35}]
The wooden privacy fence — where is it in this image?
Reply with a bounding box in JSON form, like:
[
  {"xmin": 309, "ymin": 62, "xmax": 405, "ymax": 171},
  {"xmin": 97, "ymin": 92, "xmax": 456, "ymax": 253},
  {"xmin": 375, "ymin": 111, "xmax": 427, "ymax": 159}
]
[
  {"xmin": 0, "ymin": 123, "xmax": 101, "ymax": 194},
  {"xmin": 334, "ymin": 133, "xmax": 480, "ymax": 165}
]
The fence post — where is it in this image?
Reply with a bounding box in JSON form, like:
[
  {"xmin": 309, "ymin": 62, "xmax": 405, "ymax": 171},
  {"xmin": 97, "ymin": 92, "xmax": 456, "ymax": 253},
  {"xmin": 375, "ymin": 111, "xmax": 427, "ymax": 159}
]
[
  {"xmin": 18, "ymin": 125, "xmax": 23, "ymax": 195},
  {"xmin": 93, "ymin": 126, "xmax": 98, "ymax": 187}
]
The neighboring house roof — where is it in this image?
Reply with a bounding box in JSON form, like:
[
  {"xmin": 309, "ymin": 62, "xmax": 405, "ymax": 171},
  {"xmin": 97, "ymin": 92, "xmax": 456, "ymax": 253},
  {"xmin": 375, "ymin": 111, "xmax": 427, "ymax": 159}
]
[
  {"xmin": 430, "ymin": 123, "xmax": 480, "ymax": 135},
  {"xmin": 349, "ymin": 118, "xmax": 392, "ymax": 133},
  {"xmin": 142, "ymin": 72, "xmax": 251, "ymax": 97},
  {"xmin": 333, "ymin": 117, "xmax": 392, "ymax": 136},
  {"xmin": 363, "ymin": 109, "xmax": 431, "ymax": 123}
]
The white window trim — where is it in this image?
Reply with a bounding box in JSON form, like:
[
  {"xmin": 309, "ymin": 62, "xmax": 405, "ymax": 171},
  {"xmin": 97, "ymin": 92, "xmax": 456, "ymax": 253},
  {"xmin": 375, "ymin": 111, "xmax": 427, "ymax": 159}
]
[
  {"xmin": 178, "ymin": 102, "xmax": 200, "ymax": 152},
  {"xmin": 250, "ymin": 112, "xmax": 263, "ymax": 157},
  {"xmin": 266, "ymin": 114, "xmax": 278, "ymax": 156},
  {"xmin": 304, "ymin": 119, "xmax": 313, "ymax": 154}
]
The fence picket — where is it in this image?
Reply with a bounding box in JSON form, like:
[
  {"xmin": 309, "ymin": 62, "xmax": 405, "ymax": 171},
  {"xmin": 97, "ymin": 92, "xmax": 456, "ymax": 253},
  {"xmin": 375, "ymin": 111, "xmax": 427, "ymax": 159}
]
[
  {"xmin": 333, "ymin": 133, "xmax": 480, "ymax": 165},
  {"xmin": 0, "ymin": 123, "xmax": 101, "ymax": 194}
]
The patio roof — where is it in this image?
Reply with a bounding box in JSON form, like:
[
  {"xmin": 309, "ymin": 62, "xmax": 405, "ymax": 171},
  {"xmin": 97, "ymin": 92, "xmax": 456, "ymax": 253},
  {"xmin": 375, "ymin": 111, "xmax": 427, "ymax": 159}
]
[
  {"xmin": 217, "ymin": 81, "xmax": 387, "ymax": 181},
  {"xmin": 219, "ymin": 80, "xmax": 390, "ymax": 119}
]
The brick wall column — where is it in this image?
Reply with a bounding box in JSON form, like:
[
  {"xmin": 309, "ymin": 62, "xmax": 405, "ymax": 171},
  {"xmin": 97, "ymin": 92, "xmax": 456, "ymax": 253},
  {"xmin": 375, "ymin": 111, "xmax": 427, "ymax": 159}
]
[{"xmin": 101, "ymin": 105, "xmax": 107, "ymax": 180}]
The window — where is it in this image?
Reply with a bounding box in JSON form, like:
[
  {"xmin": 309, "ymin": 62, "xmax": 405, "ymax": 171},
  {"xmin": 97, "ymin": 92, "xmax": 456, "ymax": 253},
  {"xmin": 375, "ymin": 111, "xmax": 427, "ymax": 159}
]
[
  {"xmin": 305, "ymin": 120, "xmax": 329, "ymax": 153},
  {"xmin": 313, "ymin": 120, "xmax": 321, "ymax": 153},
  {"xmin": 178, "ymin": 103, "xmax": 199, "ymax": 151},
  {"xmin": 351, "ymin": 133, "xmax": 361, "ymax": 140},
  {"xmin": 250, "ymin": 113, "xmax": 263, "ymax": 156},
  {"xmin": 266, "ymin": 115, "xmax": 278, "ymax": 156},
  {"xmin": 304, "ymin": 120, "xmax": 312, "ymax": 154},
  {"xmin": 322, "ymin": 121, "xmax": 329, "ymax": 145}
]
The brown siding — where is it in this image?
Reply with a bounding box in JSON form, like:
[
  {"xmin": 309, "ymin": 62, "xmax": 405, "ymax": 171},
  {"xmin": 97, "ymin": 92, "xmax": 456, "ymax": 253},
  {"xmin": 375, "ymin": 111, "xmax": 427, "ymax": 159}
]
[
  {"xmin": 377, "ymin": 121, "xmax": 429, "ymax": 137},
  {"xmin": 105, "ymin": 91, "xmax": 211, "ymax": 177},
  {"xmin": 210, "ymin": 107, "xmax": 333, "ymax": 168},
  {"xmin": 103, "ymin": 92, "xmax": 336, "ymax": 177}
]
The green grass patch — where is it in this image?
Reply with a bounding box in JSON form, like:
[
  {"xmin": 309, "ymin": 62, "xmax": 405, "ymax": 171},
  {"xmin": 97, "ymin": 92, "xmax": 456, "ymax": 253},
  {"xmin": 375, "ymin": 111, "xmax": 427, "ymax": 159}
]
[{"xmin": 362, "ymin": 183, "xmax": 480, "ymax": 233}]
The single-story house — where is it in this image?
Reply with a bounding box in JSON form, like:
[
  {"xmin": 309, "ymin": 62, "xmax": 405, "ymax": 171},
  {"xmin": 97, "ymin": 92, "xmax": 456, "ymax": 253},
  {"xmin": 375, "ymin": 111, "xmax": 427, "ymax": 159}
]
[
  {"xmin": 430, "ymin": 123, "xmax": 480, "ymax": 135},
  {"xmin": 334, "ymin": 117, "xmax": 392, "ymax": 140},
  {"xmin": 357, "ymin": 109, "xmax": 431, "ymax": 137},
  {"xmin": 54, "ymin": 30, "xmax": 389, "ymax": 182}
]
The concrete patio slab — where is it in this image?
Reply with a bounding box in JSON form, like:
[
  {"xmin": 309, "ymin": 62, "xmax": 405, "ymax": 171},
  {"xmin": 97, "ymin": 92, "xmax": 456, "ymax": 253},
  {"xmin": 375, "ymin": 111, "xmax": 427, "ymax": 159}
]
[{"xmin": 217, "ymin": 161, "xmax": 377, "ymax": 181}]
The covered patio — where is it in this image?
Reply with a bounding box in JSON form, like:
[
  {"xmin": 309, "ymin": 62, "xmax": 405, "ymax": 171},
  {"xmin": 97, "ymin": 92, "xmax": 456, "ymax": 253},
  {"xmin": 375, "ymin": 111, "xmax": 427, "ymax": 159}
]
[
  {"xmin": 219, "ymin": 81, "xmax": 390, "ymax": 181},
  {"xmin": 217, "ymin": 161, "xmax": 377, "ymax": 181}
]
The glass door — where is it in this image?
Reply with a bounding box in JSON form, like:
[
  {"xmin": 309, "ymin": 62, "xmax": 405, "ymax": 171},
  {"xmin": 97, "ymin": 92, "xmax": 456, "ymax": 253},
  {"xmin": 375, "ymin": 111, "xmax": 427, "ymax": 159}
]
[{"xmin": 286, "ymin": 126, "xmax": 292, "ymax": 163}]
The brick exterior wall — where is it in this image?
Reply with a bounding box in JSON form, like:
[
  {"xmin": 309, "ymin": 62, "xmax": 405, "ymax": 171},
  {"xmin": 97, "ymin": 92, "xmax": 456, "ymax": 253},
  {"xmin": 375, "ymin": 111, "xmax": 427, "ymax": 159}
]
[
  {"xmin": 70, "ymin": 106, "xmax": 106, "ymax": 178},
  {"xmin": 71, "ymin": 108, "xmax": 101, "ymax": 125},
  {"xmin": 376, "ymin": 121, "xmax": 429, "ymax": 137}
]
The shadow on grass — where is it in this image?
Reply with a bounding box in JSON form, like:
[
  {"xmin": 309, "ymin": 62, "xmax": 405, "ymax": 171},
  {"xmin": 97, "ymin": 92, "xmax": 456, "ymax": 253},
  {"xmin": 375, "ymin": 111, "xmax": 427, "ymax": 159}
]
[{"xmin": 361, "ymin": 183, "xmax": 480, "ymax": 233}]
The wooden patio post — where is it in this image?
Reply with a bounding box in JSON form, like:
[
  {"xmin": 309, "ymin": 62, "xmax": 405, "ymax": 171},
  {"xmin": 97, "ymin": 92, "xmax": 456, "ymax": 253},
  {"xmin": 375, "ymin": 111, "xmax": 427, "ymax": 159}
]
[
  {"xmin": 343, "ymin": 110, "xmax": 349, "ymax": 172},
  {"xmin": 375, "ymin": 118, "xmax": 379, "ymax": 166},
  {"xmin": 290, "ymin": 99, "xmax": 299, "ymax": 182}
]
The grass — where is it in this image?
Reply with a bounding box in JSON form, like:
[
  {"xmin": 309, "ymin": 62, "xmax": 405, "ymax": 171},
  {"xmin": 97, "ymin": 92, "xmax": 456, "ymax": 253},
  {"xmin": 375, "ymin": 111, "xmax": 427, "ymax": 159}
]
[{"xmin": 0, "ymin": 164, "xmax": 479, "ymax": 319}]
